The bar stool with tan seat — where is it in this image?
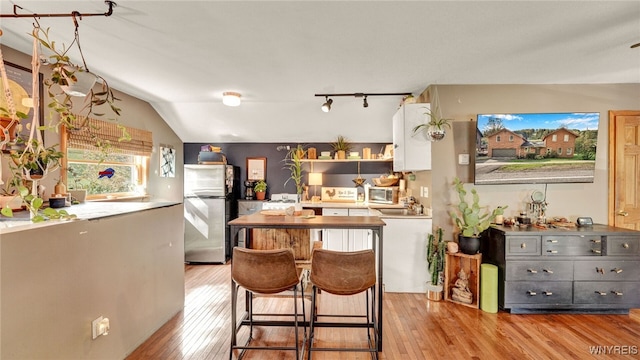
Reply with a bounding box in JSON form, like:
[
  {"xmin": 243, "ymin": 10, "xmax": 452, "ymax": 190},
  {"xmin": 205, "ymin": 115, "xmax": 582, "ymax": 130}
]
[
  {"xmin": 307, "ymin": 248, "xmax": 378, "ymax": 359},
  {"xmin": 230, "ymin": 247, "xmax": 306, "ymax": 360}
]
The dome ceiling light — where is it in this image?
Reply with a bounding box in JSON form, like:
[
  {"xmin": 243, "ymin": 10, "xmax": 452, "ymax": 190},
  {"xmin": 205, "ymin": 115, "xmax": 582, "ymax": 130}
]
[{"xmin": 222, "ymin": 92, "xmax": 241, "ymax": 107}]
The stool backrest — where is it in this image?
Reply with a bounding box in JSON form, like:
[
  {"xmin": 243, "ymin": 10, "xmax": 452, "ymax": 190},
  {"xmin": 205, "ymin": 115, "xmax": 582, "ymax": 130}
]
[
  {"xmin": 310, "ymin": 249, "xmax": 376, "ymax": 295},
  {"xmin": 232, "ymin": 247, "xmax": 300, "ymax": 294}
]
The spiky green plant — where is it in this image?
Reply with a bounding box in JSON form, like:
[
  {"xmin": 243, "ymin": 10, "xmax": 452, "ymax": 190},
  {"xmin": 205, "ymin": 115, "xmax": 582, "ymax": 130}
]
[
  {"xmin": 427, "ymin": 228, "xmax": 446, "ymax": 285},
  {"xmin": 449, "ymin": 177, "xmax": 507, "ymax": 237}
]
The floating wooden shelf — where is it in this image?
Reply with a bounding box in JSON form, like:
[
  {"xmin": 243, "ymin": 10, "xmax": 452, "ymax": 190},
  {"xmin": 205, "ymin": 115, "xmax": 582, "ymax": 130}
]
[
  {"xmin": 300, "ymin": 158, "xmax": 392, "ymax": 163},
  {"xmin": 444, "ymin": 252, "xmax": 482, "ymax": 309}
]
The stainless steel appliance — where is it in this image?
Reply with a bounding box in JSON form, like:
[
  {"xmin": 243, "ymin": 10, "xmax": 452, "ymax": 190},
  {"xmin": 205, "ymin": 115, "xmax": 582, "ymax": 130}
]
[
  {"xmin": 236, "ymin": 200, "xmax": 264, "ymax": 248},
  {"xmin": 184, "ymin": 164, "xmax": 238, "ymax": 263},
  {"xmin": 368, "ymin": 186, "xmax": 399, "ymax": 204}
]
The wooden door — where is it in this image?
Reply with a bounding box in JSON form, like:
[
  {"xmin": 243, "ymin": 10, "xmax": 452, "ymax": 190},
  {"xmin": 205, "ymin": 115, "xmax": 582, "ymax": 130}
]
[{"xmin": 609, "ymin": 111, "xmax": 640, "ymax": 229}]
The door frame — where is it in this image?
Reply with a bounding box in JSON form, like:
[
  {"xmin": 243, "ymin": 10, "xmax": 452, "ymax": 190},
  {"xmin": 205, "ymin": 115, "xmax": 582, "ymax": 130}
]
[{"xmin": 608, "ymin": 110, "xmax": 640, "ymax": 226}]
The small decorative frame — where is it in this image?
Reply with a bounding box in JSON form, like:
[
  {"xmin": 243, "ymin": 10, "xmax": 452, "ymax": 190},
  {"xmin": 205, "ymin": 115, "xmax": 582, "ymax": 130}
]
[
  {"xmin": 1, "ymin": 61, "xmax": 44, "ymax": 151},
  {"xmin": 246, "ymin": 157, "xmax": 266, "ymax": 181},
  {"xmin": 159, "ymin": 145, "xmax": 176, "ymax": 178}
]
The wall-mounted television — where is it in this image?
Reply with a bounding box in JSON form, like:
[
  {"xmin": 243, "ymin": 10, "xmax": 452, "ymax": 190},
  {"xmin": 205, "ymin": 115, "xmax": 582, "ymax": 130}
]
[{"xmin": 475, "ymin": 112, "xmax": 599, "ymax": 185}]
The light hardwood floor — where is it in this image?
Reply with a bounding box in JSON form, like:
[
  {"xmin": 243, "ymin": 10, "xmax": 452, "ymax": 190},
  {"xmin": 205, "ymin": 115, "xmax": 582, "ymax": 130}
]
[{"xmin": 126, "ymin": 264, "xmax": 640, "ymax": 359}]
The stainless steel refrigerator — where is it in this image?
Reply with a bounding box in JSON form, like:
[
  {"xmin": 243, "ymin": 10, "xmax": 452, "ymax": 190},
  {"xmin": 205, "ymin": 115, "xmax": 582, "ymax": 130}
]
[{"xmin": 184, "ymin": 164, "xmax": 238, "ymax": 263}]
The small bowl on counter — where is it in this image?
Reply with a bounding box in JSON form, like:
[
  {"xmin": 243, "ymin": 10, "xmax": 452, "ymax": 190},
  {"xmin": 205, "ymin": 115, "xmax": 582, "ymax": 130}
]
[{"xmin": 372, "ymin": 177, "xmax": 399, "ymax": 187}]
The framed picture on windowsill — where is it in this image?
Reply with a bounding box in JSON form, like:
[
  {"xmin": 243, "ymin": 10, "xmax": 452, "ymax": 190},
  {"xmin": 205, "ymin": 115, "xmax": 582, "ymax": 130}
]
[{"xmin": 1, "ymin": 61, "xmax": 45, "ymax": 152}]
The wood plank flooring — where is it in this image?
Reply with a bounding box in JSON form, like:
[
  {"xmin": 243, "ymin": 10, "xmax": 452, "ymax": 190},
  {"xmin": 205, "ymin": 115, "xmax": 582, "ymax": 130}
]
[{"xmin": 126, "ymin": 264, "xmax": 640, "ymax": 359}]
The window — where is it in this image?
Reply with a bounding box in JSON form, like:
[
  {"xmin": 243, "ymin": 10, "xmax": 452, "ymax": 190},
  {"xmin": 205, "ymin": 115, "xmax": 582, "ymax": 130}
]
[
  {"xmin": 66, "ymin": 149, "xmax": 148, "ymax": 198},
  {"xmin": 558, "ymin": 147, "xmax": 562, "ymax": 155},
  {"xmin": 62, "ymin": 116, "xmax": 152, "ymax": 200},
  {"xmin": 509, "ymin": 135, "xmax": 514, "ymax": 142},
  {"xmin": 564, "ymin": 134, "xmax": 569, "ymax": 142},
  {"xmin": 552, "ymin": 134, "xmax": 557, "ymax": 142},
  {"xmin": 496, "ymin": 135, "xmax": 501, "ymax": 142},
  {"xmin": 567, "ymin": 147, "xmax": 572, "ymax": 155}
]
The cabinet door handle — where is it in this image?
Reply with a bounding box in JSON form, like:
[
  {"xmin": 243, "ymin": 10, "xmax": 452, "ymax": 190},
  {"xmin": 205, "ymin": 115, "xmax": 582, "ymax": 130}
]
[
  {"xmin": 543, "ymin": 269, "xmax": 554, "ymax": 274},
  {"xmin": 596, "ymin": 267, "xmax": 604, "ymax": 274},
  {"xmin": 527, "ymin": 291, "xmax": 537, "ymax": 296},
  {"xmin": 542, "ymin": 291, "xmax": 553, "ymax": 296},
  {"xmin": 617, "ymin": 210, "xmax": 629, "ymax": 217},
  {"xmin": 547, "ymin": 239, "xmax": 558, "ymax": 243},
  {"xmin": 611, "ymin": 291, "xmax": 623, "ymax": 296},
  {"xmin": 520, "ymin": 243, "xmax": 527, "ymax": 249},
  {"xmin": 590, "ymin": 239, "xmax": 601, "ymax": 244},
  {"xmin": 595, "ymin": 291, "xmax": 607, "ymax": 296},
  {"xmin": 611, "ymin": 268, "xmax": 623, "ymax": 274},
  {"xmin": 527, "ymin": 269, "xmax": 538, "ymax": 274},
  {"xmin": 546, "ymin": 250, "xmax": 558, "ymax": 254},
  {"xmin": 591, "ymin": 249, "xmax": 601, "ymax": 254},
  {"xmin": 623, "ymin": 243, "xmax": 630, "ymax": 249}
]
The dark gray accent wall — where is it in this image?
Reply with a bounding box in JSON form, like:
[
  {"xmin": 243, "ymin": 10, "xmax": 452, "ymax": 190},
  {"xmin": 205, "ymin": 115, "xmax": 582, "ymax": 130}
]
[{"xmin": 184, "ymin": 142, "xmax": 393, "ymax": 198}]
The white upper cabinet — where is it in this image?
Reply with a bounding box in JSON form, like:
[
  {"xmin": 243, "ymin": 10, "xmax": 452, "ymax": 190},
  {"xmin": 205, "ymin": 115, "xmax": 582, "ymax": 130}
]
[{"xmin": 392, "ymin": 103, "xmax": 432, "ymax": 171}]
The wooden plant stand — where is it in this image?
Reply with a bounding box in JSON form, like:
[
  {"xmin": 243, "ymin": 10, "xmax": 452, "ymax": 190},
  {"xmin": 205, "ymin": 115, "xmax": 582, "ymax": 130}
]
[{"xmin": 444, "ymin": 252, "xmax": 482, "ymax": 309}]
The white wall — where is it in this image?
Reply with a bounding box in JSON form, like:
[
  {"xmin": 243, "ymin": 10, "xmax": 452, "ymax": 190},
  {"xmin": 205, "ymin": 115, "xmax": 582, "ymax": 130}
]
[
  {"xmin": 424, "ymin": 84, "xmax": 640, "ymax": 237},
  {"xmin": 0, "ymin": 205, "xmax": 185, "ymax": 359}
]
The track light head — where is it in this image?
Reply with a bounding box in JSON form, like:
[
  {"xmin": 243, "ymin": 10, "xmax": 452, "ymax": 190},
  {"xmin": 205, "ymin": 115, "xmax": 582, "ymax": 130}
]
[
  {"xmin": 363, "ymin": 96, "xmax": 368, "ymax": 108},
  {"xmin": 321, "ymin": 97, "xmax": 333, "ymax": 112}
]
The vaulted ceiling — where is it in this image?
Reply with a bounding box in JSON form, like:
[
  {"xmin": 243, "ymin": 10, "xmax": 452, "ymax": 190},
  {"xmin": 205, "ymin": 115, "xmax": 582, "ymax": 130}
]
[{"xmin": 1, "ymin": 1, "xmax": 639, "ymax": 143}]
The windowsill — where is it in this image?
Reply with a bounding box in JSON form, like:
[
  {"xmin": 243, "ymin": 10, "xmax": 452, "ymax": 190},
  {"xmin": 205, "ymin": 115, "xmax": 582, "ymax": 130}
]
[{"xmin": 88, "ymin": 195, "xmax": 151, "ymax": 202}]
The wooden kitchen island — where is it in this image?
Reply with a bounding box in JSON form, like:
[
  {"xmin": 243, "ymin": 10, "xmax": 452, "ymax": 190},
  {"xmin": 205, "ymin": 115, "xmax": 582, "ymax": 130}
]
[{"xmin": 228, "ymin": 213, "xmax": 387, "ymax": 351}]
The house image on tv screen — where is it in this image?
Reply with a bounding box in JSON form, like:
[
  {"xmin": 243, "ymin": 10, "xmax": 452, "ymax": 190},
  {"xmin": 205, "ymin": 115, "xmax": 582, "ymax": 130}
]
[{"xmin": 475, "ymin": 112, "xmax": 599, "ymax": 185}]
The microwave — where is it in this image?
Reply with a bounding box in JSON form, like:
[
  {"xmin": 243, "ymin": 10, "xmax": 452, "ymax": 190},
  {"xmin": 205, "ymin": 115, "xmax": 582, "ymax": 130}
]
[{"xmin": 368, "ymin": 186, "xmax": 399, "ymax": 204}]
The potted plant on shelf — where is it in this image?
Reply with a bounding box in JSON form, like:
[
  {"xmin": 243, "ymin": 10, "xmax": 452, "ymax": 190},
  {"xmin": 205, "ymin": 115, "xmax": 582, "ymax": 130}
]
[
  {"xmin": 426, "ymin": 227, "xmax": 447, "ymax": 301},
  {"xmin": 412, "ymin": 105, "xmax": 452, "ymax": 142},
  {"xmin": 449, "ymin": 177, "xmax": 507, "ymax": 254},
  {"xmin": 331, "ymin": 135, "xmax": 352, "ymax": 159},
  {"xmin": 284, "ymin": 144, "xmax": 305, "ymax": 199},
  {"xmin": 254, "ymin": 180, "xmax": 267, "ymax": 200}
]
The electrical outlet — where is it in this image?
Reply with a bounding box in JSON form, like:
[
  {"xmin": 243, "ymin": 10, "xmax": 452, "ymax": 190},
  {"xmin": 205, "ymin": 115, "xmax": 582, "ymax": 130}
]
[
  {"xmin": 420, "ymin": 186, "xmax": 429, "ymax": 198},
  {"xmin": 92, "ymin": 316, "xmax": 110, "ymax": 339}
]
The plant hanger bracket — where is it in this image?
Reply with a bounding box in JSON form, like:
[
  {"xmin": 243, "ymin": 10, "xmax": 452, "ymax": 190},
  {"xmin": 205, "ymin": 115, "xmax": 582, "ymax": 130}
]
[{"xmin": 0, "ymin": 1, "xmax": 117, "ymax": 19}]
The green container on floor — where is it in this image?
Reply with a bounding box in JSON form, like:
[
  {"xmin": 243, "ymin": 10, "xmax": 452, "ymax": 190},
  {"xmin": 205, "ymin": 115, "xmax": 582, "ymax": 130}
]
[{"xmin": 480, "ymin": 263, "xmax": 498, "ymax": 313}]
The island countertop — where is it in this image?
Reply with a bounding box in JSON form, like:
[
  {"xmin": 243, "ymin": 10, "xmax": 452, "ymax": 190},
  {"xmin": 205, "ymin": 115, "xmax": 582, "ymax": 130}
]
[{"xmin": 0, "ymin": 200, "xmax": 181, "ymax": 234}]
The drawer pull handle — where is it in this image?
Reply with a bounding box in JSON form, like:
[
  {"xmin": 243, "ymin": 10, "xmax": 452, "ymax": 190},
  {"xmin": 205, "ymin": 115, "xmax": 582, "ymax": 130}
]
[
  {"xmin": 623, "ymin": 243, "xmax": 630, "ymax": 249},
  {"xmin": 527, "ymin": 269, "xmax": 538, "ymax": 274},
  {"xmin": 596, "ymin": 267, "xmax": 604, "ymax": 274},
  {"xmin": 527, "ymin": 291, "xmax": 537, "ymax": 296},
  {"xmin": 542, "ymin": 291, "xmax": 553, "ymax": 296},
  {"xmin": 547, "ymin": 239, "xmax": 558, "ymax": 243},
  {"xmin": 612, "ymin": 291, "xmax": 623, "ymax": 296},
  {"xmin": 590, "ymin": 239, "xmax": 602, "ymax": 244},
  {"xmin": 595, "ymin": 291, "xmax": 607, "ymax": 296},
  {"xmin": 543, "ymin": 269, "xmax": 554, "ymax": 274},
  {"xmin": 591, "ymin": 249, "xmax": 601, "ymax": 254},
  {"xmin": 611, "ymin": 268, "xmax": 623, "ymax": 274},
  {"xmin": 547, "ymin": 250, "xmax": 558, "ymax": 254},
  {"xmin": 520, "ymin": 243, "xmax": 526, "ymax": 249}
]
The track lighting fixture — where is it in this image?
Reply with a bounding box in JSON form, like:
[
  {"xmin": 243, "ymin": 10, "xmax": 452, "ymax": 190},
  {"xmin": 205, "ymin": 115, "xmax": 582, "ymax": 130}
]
[
  {"xmin": 321, "ymin": 97, "xmax": 333, "ymax": 112},
  {"xmin": 315, "ymin": 92, "xmax": 410, "ymax": 112}
]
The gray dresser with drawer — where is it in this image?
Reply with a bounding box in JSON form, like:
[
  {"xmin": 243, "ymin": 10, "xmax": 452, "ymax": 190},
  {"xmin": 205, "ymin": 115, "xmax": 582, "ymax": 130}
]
[{"xmin": 483, "ymin": 225, "xmax": 640, "ymax": 314}]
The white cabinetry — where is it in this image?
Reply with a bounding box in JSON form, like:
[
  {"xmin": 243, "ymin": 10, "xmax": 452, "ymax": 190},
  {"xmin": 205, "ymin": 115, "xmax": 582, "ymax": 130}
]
[
  {"xmin": 392, "ymin": 103, "xmax": 432, "ymax": 171},
  {"xmin": 322, "ymin": 208, "xmax": 372, "ymax": 251},
  {"xmin": 382, "ymin": 217, "xmax": 432, "ymax": 293}
]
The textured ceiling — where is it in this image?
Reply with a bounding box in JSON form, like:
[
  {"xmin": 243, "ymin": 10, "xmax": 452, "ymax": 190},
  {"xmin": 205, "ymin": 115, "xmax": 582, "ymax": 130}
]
[{"xmin": 1, "ymin": 1, "xmax": 639, "ymax": 143}]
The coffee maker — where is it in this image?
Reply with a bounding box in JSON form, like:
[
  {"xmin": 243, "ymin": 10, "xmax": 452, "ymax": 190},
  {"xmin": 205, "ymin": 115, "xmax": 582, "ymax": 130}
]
[{"xmin": 244, "ymin": 180, "xmax": 256, "ymax": 200}]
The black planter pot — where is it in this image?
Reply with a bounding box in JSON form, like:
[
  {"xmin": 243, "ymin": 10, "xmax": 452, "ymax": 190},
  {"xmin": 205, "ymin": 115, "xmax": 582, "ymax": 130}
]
[{"xmin": 458, "ymin": 235, "xmax": 481, "ymax": 255}]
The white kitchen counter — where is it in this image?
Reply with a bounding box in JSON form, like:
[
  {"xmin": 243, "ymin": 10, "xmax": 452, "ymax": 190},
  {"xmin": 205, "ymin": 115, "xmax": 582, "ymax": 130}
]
[
  {"xmin": 301, "ymin": 201, "xmax": 431, "ymax": 219},
  {"xmin": 0, "ymin": 200, "xmax": 180, "ymax": 234}
]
